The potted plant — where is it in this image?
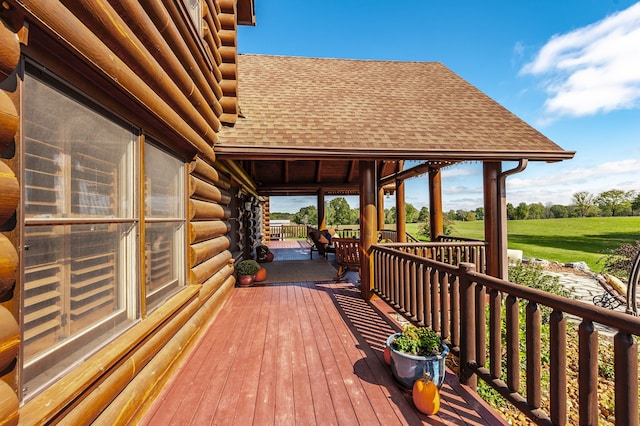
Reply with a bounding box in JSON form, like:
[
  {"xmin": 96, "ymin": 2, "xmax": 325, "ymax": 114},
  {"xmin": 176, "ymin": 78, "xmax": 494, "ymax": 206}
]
[
  {"xmin": 386, "ymin": 324, "xmax": 449, "ymax": 389},
  {"xmin": 236, "ymin": 259, "xmax": 260, "ymax": 287},
  {"xmin": 256, "ymin": 244, "xmax": 274, "ymax": 263}
]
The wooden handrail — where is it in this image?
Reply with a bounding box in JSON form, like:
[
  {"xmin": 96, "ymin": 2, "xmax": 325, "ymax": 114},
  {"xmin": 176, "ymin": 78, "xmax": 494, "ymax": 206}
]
[{"xmin": 371, "ymin": 245, "xmax": 640, "ymax": 425}]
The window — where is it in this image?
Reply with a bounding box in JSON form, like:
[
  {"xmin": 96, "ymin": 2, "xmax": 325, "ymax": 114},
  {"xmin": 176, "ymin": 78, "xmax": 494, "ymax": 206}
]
[
  {"xmin": 184, "ymin": 0, "xmax": 202, "ymax": 36},
  {"xmin": 144, "ymin": 144, "xmax": 185, "ymax": 313},
  {"xmin": 21, "ymin": 65, "xmax": 185, "ymax": 399}
]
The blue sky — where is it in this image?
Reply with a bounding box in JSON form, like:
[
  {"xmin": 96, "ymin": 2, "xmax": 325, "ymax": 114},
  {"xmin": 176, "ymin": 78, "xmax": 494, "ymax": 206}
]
[{"xmin": 238, "ymin": 0, "xmax": 640, "ymax": 213}]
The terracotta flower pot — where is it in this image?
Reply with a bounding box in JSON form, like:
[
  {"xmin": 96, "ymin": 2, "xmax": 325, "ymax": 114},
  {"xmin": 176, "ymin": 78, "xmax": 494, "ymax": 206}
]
[{"xmin": 237, "ymin": 274, "xmax": 255, "ymax": 287}]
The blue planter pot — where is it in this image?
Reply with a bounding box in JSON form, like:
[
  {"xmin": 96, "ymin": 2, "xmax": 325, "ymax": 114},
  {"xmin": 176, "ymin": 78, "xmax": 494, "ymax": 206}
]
[{"xmin": 386, "ymin": 332, "xmax": 449, "ymax": 389}]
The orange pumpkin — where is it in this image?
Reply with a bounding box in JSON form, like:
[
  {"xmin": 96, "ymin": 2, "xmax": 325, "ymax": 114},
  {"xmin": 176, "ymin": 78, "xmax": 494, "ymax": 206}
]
[
  {"xmin": 383, "ymin": 345, "xmax": 391, "ymax": 365},
  {"xmin": 254, "ymin": 267, "xmax": 267, "ymax": 282},
  {"xmin": 412, "ymin": 374, "xmax": 440, "ymax": 415}
]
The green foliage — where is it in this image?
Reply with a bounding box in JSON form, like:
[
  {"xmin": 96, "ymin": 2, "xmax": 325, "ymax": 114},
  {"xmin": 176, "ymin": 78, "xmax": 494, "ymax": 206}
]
[
  {"xmin": 508, "ymin": 262, "xmax": 575, "ymax": 324},
  {"xmin": 417, "ymin": 216, "xmax": 456, "ymax": 240},
  {"xmin": 236, "ymin": 259, "xmax": 260, "ymax": 276},
  {"xmin": 392, "ymin": 325, "xmax": 442, "ymax": 356},
  {"xmin": 270, "ymin": 212, "xmax": 293, "ymax": 221},
  {"xmin": 598, "ymin": 240, "xmax": 640, "ymax": 278},
  {"xmin": 292, "ymin": 205, "xmax": 317, "ymax": 225},
  {"xmin": 594, "ymin": 189, "xmax": 636, "ymax": 216},
  {"xmin": 326, "ymin": 197, "xmax": 357, "ymax": 225},
  {"xmin": 572, "ymin": 191, "xmax": 594, "ymax": 217},
  {"xmin": 405, "ymin": 203, "xmax": 419, "ymax": 223},
  {"xmin": 418, "ymin": 206, "xmax": 429, "ymax": 222}
]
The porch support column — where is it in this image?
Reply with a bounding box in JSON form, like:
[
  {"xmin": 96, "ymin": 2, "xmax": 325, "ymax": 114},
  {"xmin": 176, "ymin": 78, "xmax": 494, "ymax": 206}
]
[
  {"xmin": 483, "ymin": 162, "xmax": 503, "ymax": 278},
  {"xmin": 377, "ymin": 186, "xmax": 385, "ymax": 231},
  {"xmin": 395, "ymin": 161, "xmax": 406, "ymax": 242},
  {"xmin": 359, "ymin": 160, "xmax": 376, "ymax": 300},
  {"xmin": 395, "ymin": 178, "xmax": 406, "ymax": 242},
  {"xmin": 317, "ymin": 188, "xmax": 326, "ymax": 230},
  {"xmin": 429, "ymin": 168, "xmax": 443, "ymax": 240}
]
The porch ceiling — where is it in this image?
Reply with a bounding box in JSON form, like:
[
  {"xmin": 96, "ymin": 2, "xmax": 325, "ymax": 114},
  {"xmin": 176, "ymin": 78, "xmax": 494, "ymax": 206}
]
[{"xmin": 216, "ymin": 54, "xmax": 575, "ymax": 195}]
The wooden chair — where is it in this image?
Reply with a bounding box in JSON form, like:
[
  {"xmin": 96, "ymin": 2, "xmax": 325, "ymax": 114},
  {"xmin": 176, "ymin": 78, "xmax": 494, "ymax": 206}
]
[
  {"xmin": 307, "ymin": 230, "xmax": 335, "ymax": 259},
  {"xmin": 333, "ymin": 238, "xmax": 360, "ymax": 280}
]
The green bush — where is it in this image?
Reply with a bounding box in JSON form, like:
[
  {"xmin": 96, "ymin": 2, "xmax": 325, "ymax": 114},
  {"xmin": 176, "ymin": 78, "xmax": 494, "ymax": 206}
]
[
  {"xmin": 236, "ymin": 259, "xmax": 260, "ymax": 276},
  {"xmin": 392, "ymin": 324, "xmax": 442, "ymax": 356}
]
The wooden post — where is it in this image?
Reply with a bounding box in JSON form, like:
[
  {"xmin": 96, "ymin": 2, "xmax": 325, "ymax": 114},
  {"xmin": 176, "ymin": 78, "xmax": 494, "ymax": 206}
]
[
  {"xmin": 483, "ymin": 162, "xmax": 501, "ymax": 278},
  {"xmin": 377, "ymin": 186, "xmax": 385, "ymax": 231},
  {"xmin": 396, "ymin": 177, "xmax": 406, "ymax": 242},
  {"xmin": 428, "ymin": 168, "xmax": 443, "ymax": 240},
  {"xmin": 359, "ymin": 161, "xmax": 376, "ymax": 300},
  {"xmin": 317, "ymin": 188, "xmax": 326, "ymax": 230},
  {"xmin": 459, "ymin": 262, "xmax": 477, "ymax": 390}
]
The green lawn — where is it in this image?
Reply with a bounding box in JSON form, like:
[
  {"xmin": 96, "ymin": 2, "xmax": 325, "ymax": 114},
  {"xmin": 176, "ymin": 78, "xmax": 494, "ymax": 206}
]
[{"xmin": 404, "ymin": 217, "xmax": 640, "ymax": 272}]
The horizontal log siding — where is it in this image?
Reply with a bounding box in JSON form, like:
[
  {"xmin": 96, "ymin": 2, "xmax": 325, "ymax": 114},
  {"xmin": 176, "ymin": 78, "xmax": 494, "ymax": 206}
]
[
  {"xmin": 215, "ymin": 0, "xmax": 239, "ymax": 124},
  {"xmin": 7, "ymin": 0, "xmax": 240, "ymax": 423},
  {"xmin": 0, "ymin": 15, "xmax": 20, "ymax": 418},
  {"xmin": 18, "ymin": 0, "xmax": 215, "ymax": 157},
  {"xmin": 189, "ymin": 220, "xmax": 230, "ymax": 244},
  {"xmin": 60, "ymin": 0, "xmax": 221, "ymax": 137}
]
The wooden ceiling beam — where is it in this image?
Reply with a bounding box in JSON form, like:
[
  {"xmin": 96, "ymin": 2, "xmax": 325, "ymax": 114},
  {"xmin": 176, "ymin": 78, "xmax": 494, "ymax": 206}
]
[
  {"xmin": 315, "ymin": 160, "xmax": 322, "ymax": 183},
  {"xmin": 347, "ymin": 160, "xmax": 357, "ymax": 183}
]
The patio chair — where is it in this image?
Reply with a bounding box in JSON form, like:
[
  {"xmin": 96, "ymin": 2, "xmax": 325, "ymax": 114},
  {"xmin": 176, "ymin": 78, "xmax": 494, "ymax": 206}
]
[
  {"xmin": 593, "ymin": 250, "xmax": 640, "ymax": 315},
  {"xmin": 333, "ymin": 237, "xmax": 360, "ymax": 280},
  {"xmin": 307, "ymin": 229, "xmax": 335, "ymax": 259}
]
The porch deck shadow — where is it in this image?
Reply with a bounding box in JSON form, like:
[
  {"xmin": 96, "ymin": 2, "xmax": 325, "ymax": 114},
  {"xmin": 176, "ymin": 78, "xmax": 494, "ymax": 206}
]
[{"xmin": 140, "ymin": 248, "xmax": 506, "ymax": 425}]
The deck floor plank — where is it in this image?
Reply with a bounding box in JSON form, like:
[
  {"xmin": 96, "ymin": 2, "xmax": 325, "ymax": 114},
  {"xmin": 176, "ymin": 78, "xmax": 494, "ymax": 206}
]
[
  {"xmin": 140, "ymin": 252, "xmax": 507, "ymax": 426},
  {"xmin": 287, "ymin": 284, "xmax": 316, "ymax": 425},
  {"xmin": 295, "ymin": 282, "xmax": 340, "ymax": 425}
]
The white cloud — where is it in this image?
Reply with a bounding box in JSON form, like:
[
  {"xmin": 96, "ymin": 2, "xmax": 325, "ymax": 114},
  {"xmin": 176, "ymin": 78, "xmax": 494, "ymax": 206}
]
[
  {"xmin": 521, "ymin": 2, "xmax": 640, "ymax": 119},
  {"xmin": 507, "ymin": 159, "xmax": 640, "ymax": 189}
]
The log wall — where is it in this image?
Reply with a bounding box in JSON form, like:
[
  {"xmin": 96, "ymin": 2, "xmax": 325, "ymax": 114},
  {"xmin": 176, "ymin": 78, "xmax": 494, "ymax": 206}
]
[
  {"xmin": 0, "ymin": 13, "xmax": 21, "ymax": 426},
  {"xmin": 0, "ymin": 0, "xmax": 253, "ymax": 423}
]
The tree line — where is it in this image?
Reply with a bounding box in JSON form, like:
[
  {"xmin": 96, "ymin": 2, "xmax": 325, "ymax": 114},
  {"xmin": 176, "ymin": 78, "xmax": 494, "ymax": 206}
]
[{"xmin": 271, "ymin": 189, "xmax": 640, "ymax": 226}]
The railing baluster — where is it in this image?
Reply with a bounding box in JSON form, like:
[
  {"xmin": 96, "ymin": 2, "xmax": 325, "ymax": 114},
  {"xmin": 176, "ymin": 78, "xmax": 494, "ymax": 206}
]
[
  {"xmin": 411, "ymin": 261, "xmax": 419, "ymax": 321},
  {"xmin": 526, "ymin": 302, "xmax": 541, "ymax": 409},
  {"xmin": 416, "ymin": 263, "xmax": 425, "ymax": 326},
  {"xmin": 424, "ymin": 265, "xmax": 432, "ymax": 328},
  {"xmin": 614, "ymin": 332, "xmax": 638, "ymax": 424},
  {"xmin": 450, "ymin": 274, "xmax": 460, "ymax": 348},
  {"xmin": 392, "ymin": 255, "xmax": 399, "ymax": 308},
  {"xmin": 475, "ymin": 283, "xmax": 486, "ymax": 367},
  {"xmin": 578, "ymin": 320, "xmax": 599, "ymax": 424},
  {"xmin": 432, "ymin": 267, "xmax": 440, "ymax": 333},
  {"xmin": 459, "ymin": 262, "xmax": 477, "ymax": 389},
  {"xmin": 506, "ymin": 294, "xmax": 520, "ymax": 392},
  {"xmin": 489, "ymin": 289, "xmax": 502, "ymax": 378},
  {"xmin": 400, "ymin": 258, "xmax": 407, "ymax": 314},
  {"xmin": 439, "ymin": 270, "xmax": 449, "ymax": 340},
  {"xmin": 549, "ymin": 310, "xmax": 567, "ymax": 425}
]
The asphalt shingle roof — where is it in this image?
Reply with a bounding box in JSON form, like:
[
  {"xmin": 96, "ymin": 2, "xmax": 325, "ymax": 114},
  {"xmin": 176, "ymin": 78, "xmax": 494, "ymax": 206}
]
[{"xmin": 217, "ymin": 54, "xmax": 574, "ymax": 162}]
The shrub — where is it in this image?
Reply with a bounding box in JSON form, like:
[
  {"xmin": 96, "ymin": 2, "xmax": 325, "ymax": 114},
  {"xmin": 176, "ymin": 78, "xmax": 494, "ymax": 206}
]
[
  {"xmin": 598, "ymin": 240, "xmax": 640, "ymax": 278},
  {"xmin": 236, "ymin": 259, "xmax": 260, "ymax": 276}
]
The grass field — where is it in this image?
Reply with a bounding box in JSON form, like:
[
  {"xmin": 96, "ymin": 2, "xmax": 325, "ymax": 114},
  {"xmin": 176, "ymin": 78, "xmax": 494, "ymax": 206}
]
[{"xmin": 404, "ymin": 216, "xmax": 640, "ymax": 272}]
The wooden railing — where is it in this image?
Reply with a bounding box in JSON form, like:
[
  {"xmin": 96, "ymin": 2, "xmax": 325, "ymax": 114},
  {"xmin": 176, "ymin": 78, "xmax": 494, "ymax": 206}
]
[
  {"xmin": 378, "ymin": 228, "xmax": 420, "ymax": 242},
  {"xmin": 269, "ymin": 224, "xmax": 308, "ymax": 240},
  {"xmin": 382, "ymin": 241, "xmax": 487, "ymax": 274},
  {"xmin": 371, "ymin": 245, "xmax": 640, "ymax": 425}
]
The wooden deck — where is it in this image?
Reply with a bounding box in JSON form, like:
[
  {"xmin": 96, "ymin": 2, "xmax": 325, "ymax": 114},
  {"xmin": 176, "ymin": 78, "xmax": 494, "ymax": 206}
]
[{"xmin": 140, "ymin": 242, "xmax": 507, "ymax": 425}]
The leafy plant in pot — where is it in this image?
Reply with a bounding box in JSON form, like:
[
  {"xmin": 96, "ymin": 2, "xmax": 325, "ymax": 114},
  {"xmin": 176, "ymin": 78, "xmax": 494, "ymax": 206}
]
[
  {"xmin": 236, "ymin": 259, "xmax": 260, "ymax": 287},
  {"xmin": 386, "ymin": 324, "xmax": 449, "ymax": 389}
]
